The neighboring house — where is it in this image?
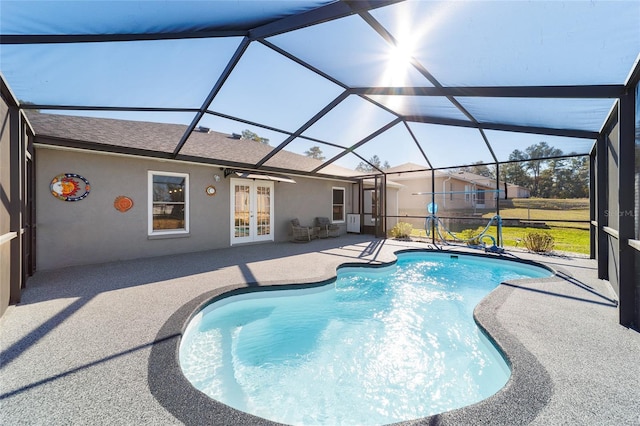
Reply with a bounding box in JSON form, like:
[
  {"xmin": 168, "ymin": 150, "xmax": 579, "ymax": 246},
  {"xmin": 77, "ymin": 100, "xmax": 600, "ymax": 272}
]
[
  {"xmin": 505, "ymin": 183, "xmax": 531, "ymax": 199},
  {"xmin": 27, "ymin": 112, "xmax": 373, "ymax": 270},
  {"xmin": 385, "ymin": 163, "xmax": 530, "ymax": 228}
]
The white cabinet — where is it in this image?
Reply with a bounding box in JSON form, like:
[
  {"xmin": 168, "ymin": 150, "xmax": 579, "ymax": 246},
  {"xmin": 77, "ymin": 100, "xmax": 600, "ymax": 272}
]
[{"xmin": 347, "ymin": 214, "xmax": 360, "ymax": 233}]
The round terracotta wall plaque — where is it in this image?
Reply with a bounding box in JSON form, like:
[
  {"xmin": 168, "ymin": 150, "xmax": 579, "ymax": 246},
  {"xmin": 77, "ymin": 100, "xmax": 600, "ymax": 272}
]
[
  {"xmin": 114, "ymin": 196, "xmax": 134, "ymax": 212},
  {"xmin": 50, "ymin": 173, "xmax": 91, "ymax": 201},
  {"xmin": 205, "ymin": 185, "xmax": 217, "ymax": 196}
]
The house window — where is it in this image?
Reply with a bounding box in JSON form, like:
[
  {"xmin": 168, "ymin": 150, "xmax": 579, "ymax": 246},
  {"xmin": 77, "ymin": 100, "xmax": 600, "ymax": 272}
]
[
  {"xmin": 477, "ymin": 189, "xmax": 485, "ymax": 204},
  {"xmin": 332, "ymin": 187, "xmax": 345, "ymax": 223},
  {"xmin": 149, "ymin": 171, "xmax": 189, "ymax": 235}
]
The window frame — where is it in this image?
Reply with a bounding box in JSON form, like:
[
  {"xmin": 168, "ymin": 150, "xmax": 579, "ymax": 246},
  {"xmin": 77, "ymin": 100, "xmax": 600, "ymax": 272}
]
[
  {"xmin": 476, "ymin": 188, "xmax": 486, "ymax": 204},
  {"xmin": 332, "ymin": 186, "xmax": 346, "ymax": 223},
  {"xmin": 148, "ymin": 170, "xmax": 189, "ymax": 236}
]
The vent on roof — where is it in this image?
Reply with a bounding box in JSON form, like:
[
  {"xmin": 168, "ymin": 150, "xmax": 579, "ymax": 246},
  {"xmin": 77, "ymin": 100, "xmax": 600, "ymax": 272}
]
[
  {"xmin": 194, "ymin": 126, "xmax": 210, "ymax": 133},
  {"xmin": 230, "ymin": 133, "xmax": 241, "ymax": 139}
]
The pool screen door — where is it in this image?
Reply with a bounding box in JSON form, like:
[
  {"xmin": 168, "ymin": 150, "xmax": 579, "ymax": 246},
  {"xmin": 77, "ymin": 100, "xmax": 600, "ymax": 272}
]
[{"xmin": 230, "ymin": 179, "xmax": 274, "ymax": 244}]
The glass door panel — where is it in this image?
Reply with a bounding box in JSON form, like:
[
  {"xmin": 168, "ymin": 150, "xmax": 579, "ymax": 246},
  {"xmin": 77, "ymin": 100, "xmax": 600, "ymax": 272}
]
[
  {"xmin": 233, "ymin": 182, "xmax": 251, "ymax": 242},
  {"xmin": 254, "ymin": 183, "xmax": 272, "ymax": 240}
]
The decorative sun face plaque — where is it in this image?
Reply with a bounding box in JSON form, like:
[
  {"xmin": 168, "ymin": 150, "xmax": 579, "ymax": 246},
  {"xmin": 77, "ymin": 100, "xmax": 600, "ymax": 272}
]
[
  {"xmin": 50, "ymin": 173, "xmax": 91, "ymax": 201},
  {"xmin": 114, "ymin": 196, "xmax": 134, "ymax": 212}
]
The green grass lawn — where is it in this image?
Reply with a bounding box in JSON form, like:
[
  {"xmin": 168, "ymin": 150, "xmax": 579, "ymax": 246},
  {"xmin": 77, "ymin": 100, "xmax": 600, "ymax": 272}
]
[
  {"xmin": 407, "ymin": 198, "xmax": 592, "ymax": 255},
  {"xmin": 479, "ymin": 225, "xmax": 589, "ymax": 254},
  {"xmin": 411, "ymin": 225, "xmax": 590, "ymax": 254},
  {"xmin": 488, "ymin": 198, "xmax": 590, "ymax": 229},
  {"xmin": 508, "ymin": 198, "xmax": 590, "ymax": 210}
]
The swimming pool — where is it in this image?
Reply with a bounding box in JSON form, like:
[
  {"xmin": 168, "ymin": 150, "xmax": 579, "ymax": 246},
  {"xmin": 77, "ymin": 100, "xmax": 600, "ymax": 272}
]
[{"xmin": 179, "ymin": 252, "xmax": 552, "ymax": 425}]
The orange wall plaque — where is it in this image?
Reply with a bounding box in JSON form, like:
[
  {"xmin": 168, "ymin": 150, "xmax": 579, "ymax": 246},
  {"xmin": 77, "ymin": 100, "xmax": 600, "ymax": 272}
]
[{"xmin": 114, "ymin": 196, "xmax": 133, "ymax": 212}]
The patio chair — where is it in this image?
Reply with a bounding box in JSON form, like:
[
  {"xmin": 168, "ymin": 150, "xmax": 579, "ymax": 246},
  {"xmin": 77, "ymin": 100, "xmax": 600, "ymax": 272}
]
[
  {"xmin": 315, "ymin": 217, "xmax": 340, "ymax": 238},
  {"xmin": 291, "ymin": 218, "xmax": 318, "ymax": 242}
]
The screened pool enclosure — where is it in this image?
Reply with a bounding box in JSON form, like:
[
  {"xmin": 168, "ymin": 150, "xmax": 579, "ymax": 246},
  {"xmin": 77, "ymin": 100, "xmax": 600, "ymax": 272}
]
[{"xmin": 1, "ymin": 1, "xmax": 639, "ymax": 326}]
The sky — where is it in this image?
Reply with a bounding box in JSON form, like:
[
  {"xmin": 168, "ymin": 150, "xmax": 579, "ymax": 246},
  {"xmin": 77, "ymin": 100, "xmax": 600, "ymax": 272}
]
[{"xmin": 1, "ymin": 0, "xmax": 637, "ymax": 171}]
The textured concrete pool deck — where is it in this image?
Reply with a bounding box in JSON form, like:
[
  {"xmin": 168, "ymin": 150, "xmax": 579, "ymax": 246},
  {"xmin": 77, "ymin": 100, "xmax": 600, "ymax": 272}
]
[{"xmin": 1, "ymin": 235, "xmax": 639, "ymax": 425}]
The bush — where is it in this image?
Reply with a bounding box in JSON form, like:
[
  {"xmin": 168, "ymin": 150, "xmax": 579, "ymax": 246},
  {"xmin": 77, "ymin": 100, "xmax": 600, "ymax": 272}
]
[
  {"xmin": 390, "ymin": 222, "xmax": 413, "ymax": 239},
  {"xmin": 457, "ymin": 229, "xmax": 481, "ymax": 246},
  {"xmin": 523, "ymin": 231, "xmax": 555, "ymax": 252}
]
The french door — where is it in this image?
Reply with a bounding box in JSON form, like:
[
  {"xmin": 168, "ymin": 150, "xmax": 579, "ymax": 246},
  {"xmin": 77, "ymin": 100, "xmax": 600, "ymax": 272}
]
[{"xmin": 230, "ymin": 179, "xmax": 274, "ymax": 244}]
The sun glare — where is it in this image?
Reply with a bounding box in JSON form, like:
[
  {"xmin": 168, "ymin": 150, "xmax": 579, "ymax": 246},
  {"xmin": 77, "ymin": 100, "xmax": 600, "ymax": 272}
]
[
  {"xmin": 377, "ymin": 0, "xmax": 456, "ymax": 88},
  {"xmin": 384, "ymin": 39, "xmax": 415, "ymax": 86},
  {"xmin": 389, "ymin": 42, "xmax": 414, "ymax": 67}
]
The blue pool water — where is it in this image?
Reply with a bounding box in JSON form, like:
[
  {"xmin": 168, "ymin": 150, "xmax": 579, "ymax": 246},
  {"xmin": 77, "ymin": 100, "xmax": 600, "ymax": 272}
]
[{"xmin": 179, "ymin": 252, "xmax": 552, "ymax": 425}]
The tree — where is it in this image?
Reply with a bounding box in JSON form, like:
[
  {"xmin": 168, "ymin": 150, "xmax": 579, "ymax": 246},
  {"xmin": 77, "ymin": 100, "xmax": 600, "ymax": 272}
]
[
  {"xmin": 553, "ymin": 156, "xmax": 589, "ymax": 198},
  {"xmin": 524, "ymin": 142, "xmax": 562, "ymax": 196},
  {"xmin": 500, "ymin": 150, "xmax": 531, "ymax": 189},
  {"xmin": 500, "ymin": 143, "xmax": 589, "ymax": 198},
  {"xmin": 356, "ymin": 155, "xmax": 390, "ymax": 172},
  {"xmin": 241, "ymin": 129, "xmax": 269, "ymax": 145},
  {"xmin": 460, "ymin": 161, "xmax": 495, "ymax": 179},
  {"xmin": 537, "ymin": 165, "xmax": 557, "ymax": 198},
  {"xmin": 305, "ymin": 146, "xmax": 325, "ymax": 160}
]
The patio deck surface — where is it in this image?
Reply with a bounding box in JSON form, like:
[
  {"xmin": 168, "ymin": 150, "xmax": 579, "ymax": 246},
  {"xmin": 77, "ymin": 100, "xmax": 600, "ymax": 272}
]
[{"xmin": 1, "ymin": 235, "xmax": 639, "ymax": 425}]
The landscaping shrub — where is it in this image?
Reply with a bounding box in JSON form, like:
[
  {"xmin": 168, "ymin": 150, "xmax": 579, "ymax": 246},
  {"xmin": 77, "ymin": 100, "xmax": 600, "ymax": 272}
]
[
  {"xmin": 390, "ymin": 222, "xmax": 413, "ymax": 239},
  {"xmin": 457, "ymin": 229, "xmax": 481, "ymax": 246},
  {"xmin": 523, "ymin": 231, "xmax": 555, "ymax": 252}
]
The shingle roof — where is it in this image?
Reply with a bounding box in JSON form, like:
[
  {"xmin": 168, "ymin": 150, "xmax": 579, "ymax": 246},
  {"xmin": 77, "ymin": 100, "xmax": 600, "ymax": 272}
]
[
  {"xmin": 27, "ymin": 112, "xmax": 359, "ymax": 178},
  {"xmin": 27, "ymin": 112, "xmax": 183, "ymax": 153},
  {"xmin": 386, "ymin": 162, "xmax": 528, "ymax": 190},
  {"xmin": 384, "ymin": 162, "xmax": 427, "ymax": 174}
]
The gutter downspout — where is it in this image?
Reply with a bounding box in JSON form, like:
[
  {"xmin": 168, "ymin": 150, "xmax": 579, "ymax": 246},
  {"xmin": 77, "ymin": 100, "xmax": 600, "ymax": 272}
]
[{"xmin": 443, "ymin": 174, "xmax": 452, "ymax": 209}]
